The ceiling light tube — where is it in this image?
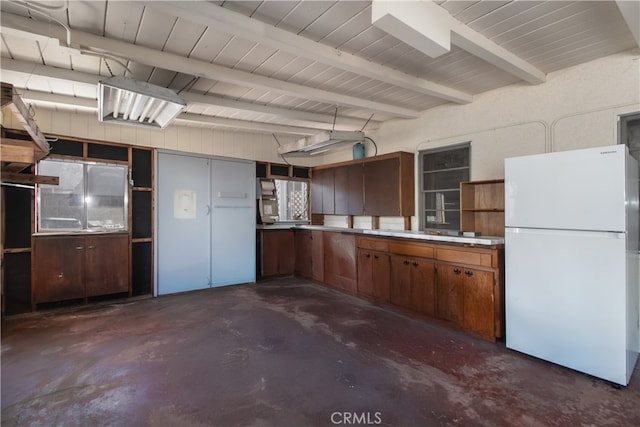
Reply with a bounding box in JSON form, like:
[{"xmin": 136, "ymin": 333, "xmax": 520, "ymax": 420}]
[
  {"xmin": 129, "ymin": 94, "xmax": 147, "ymax": 121},
  {"xmin": 121, "ymin": 92, "xmax": 136, "ymax": 120},
  {"xmin": 112, "ymin": 87, "xmax": 123, "ymax": 118},
  {"xmin": 138, "ymin": 98, "xmax": 156, "ymax": 123},
  {"xmin": 147, "ymin": 100, "xmax": 168, "ymax": 124},
  {"xmin": 98, "ymin": 76, "xmax": 186, "ymax": 128}
]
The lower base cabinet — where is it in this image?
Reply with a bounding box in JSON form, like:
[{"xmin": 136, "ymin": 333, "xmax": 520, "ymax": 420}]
[
  {"xmin": 260, "ymin": 230, "xmax": 294, "ymax": 277},
  {"xmin": 390, "ymin": 255, "xmax": 436, "ymax": 316},
  {"xmin": 33, "ymin": 233, "xmax": 129, "ymax": 307},
  {"xmin": 323, "ymin": 232, "xmax": 357, "ymax": 294},
  {"xmin": 357, "ymin": 249, "xmax": 390, "ymax": 301},
  {"xmin": 294, "ymin": 230, "xmax": 324, "ymax": 281}
]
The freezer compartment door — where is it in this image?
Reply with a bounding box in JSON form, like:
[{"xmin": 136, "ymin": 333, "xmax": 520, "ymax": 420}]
[
  {"xmin": 505, "ymin": 227, "xmax": 635, "ymax": 385},
  {"xmin": 504, "ymin": 145, "xmax": 627, "ymax": 232}
]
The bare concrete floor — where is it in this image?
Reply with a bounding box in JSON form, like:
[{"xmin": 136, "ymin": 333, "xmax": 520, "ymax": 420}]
[{"xmin": 2, "ymin": 278, "xmax": 639, "ymax": 426}]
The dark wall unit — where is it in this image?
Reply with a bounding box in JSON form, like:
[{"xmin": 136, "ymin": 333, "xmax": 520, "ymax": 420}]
[
  {"xmin": 310, "ymin": 152, "xmax": 414, "ymax": 224},
  {"xmin": 1, "ymin": 129, "xmax": 155, "ymax": 314}
]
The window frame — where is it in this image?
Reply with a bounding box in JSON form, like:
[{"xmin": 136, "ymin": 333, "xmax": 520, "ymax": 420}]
[
  {"xmin": 418, "ymin": 143, "xmax": 471, "ymax": 231},
  {"xmin": 36, "ymin": 158, "xmax": 130, "ymax": 233},
  {"xmin": 273, "ymin": 178, "xmax": 310, "ymax": 223}
]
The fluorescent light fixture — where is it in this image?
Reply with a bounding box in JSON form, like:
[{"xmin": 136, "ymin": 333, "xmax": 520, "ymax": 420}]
[
  {"xmin": 278, "ymin": 130, "xmax": 365, "ymax": 157},
  {"xmin": 98, "ymin": 76, "xmax": 186, "ymax": 128}
]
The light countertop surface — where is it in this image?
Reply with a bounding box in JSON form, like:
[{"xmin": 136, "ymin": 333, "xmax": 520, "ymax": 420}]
[{"xmin": 259, "ymin": 224, "xmax": 504, "ymax": 246}]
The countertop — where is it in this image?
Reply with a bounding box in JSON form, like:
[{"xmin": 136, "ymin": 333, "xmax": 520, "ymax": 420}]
[{"xmin": 259, "ymin": 224, "xmax": 505, "ymax": 246}]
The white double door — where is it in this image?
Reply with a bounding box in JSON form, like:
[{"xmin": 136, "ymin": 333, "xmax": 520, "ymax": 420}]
[{"xmin": 156, "ymin": 151, "xmax": 255, "ymax": 295}]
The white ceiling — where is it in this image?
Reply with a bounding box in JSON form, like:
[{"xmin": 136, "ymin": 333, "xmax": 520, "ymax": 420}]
[{"xmin": 1, "ymin": 0, "xmax": 638, "ymax": 136}]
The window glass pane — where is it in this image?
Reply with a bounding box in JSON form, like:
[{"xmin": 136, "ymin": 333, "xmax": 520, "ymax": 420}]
[
  {"xmin": 38, "ymin": 160, "xmax": 84, "ymax": 230},
  {"xmin": 86, "ymin": 164, "xmax": 128, "ymax": 230},
  {"xmin": 37, "ymin": 159, "xmax": 129, "ymax": 232},
  {"xmin": 422, "ymin": 147, "xmax": 469, "ymax": 171},
  {"xmin": 275, "ymin": 179, "xmax": 309, "ymax": 221},
  {"xmin": 419, "ymin": 144, "xmax": 470, "ymax": 231},
  {"xmin": 423, "ymin": 168, "xmax": 469, "ymax": 191}
]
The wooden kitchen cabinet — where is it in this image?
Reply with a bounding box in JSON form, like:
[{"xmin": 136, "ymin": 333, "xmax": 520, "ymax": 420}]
[
  {"xmin": 260, "ymin": 229, "xmax": 295, "ymax": 277},
  {"xmin": 32, "ymin": 235, "xmax": 85, "ymax": 305},
  {"xmin": 323, "ymin": 231, "xmax": 357, "ymax": 294},
  {"xmin": 294, "ymin": 229, "xmax": 324, "ymax": 282},
  {"xmin": 363, "ymin": 152, "xmax": 414, "ymax": 216},
  {"xmin": 435, "ymin": 264, "xmax": 465, "ymax": 324},
  {"xmin": 310, "ymin": 152, "xmax": 414, "ymax": 219},
  {"xmin": 460, "ymin": 179, "xmax": 505, "ymax": 236},
  {"xmin": 311, "ymin": 168, "xmax": 335, "ymax": 214},
  {"xmin": 33, "ymin": 233, "xmax": 130, "ymax": 306},
  {"xmin": 461, "ymin": 268, "xmax": 495, "ymax": 339},
  {"xmin": 85, "ymin": 234, "xmax": 129, "ymax": 297},
  {"xmin": 334, "ymin": 164, "xmax": 364, "ymax": 215},
  {"xmin": 357, "ymin": 249, "xmax": 390, "ymax": 302},
  {"xmin": 390, "ymin": 255, "xmax": 436, "ymax": 316}
]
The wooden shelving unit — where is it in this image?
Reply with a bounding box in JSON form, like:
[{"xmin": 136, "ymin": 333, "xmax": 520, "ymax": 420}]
[{"xmin": 460, "ymin": 179, "xmax": 505, "ymax": 237}]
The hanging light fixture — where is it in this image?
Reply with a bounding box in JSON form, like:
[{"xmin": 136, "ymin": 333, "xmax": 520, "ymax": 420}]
[{"xmin": 98, "ymin": 77, "xmax": 186, "ymax": 129}]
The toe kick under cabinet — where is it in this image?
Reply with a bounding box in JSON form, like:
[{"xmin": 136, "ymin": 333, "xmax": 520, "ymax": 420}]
[
  {"xmin": 356, "ymin": 236, "xmax": 504, "ymax": 342},
  {"xmin": 32, "ymin": 233, "xmax": 130, "ymax": 307}
]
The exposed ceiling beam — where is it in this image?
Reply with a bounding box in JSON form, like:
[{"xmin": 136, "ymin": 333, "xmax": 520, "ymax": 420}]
[
  {"xmin": 616, "ymin": 0, "xmax": 640, "ymax": 46},
  {"xmin": 2, "ymin": 59, "xmax": 378, "ymax": 131},
  {"xmin": 371, "ymin": 0, "xmax": 546, "ymax": 85},
  {"xmin": 140, "ymin": 1, "xmax": 472, "ymax": 105},
  {"xmin": 10, "ymin": 88, "xmax": 319, "ymax": 136},
  {"xmin": 1, "ymin": 13, "xmax": 420, "ymax": 119},
  {"xmin": 175, "ymin": 113, "xmax": 316, "ymax": 136}
]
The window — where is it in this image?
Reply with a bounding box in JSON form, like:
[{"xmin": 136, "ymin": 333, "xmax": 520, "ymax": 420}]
[
  {"xmin": 620, "ymin": 112, "xmax": 640, "ymax": 164},
  {"xmin": 419, "ymin": 144, "xmax": 470, "ymax": 231},
  {"xmin": 37, "ymin": 159, "xmax": 128, "ymax": 232},
  {"xmin": 274, "ymin": 179, "xmax": 309, "ymax": 222}
]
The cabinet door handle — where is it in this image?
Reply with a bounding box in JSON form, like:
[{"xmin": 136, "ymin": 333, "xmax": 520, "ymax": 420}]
[
  {"xmin": 87, "ymin": 245, "xmax": 96, "ymax": 249},
  {"xmin": 374, "ymin": 255, "xmax": 379, "ymax": 260},
  {"xmin": 403, "ymin": 260, "xmax": 410, "ymax": 265},
  {"xmin": 453, "ymin": 268, "xmax": 461, "ymax": 275},
  {"xmin": 366, "ymin": 253, "xmax": 371, "ymax": 258},
  {"xmin": 412, "ymin": 261, "xmax": 418, "ymax": 267},
  {"xmin": 465, "ymin": 270, "xmax": 474, "ymax": 277},
  {"xmin": 75, "ymin": 246, "xmax": 84, "ymax": 250}
]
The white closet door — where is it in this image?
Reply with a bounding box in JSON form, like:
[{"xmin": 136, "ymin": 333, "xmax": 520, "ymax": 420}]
[
  {"xmin": 156, "ymin": 152, "xmax": 211, "ymax": 295},
  {"xmin": 210, "ymin": 159, "xmax": 256, "ymax": 286}
]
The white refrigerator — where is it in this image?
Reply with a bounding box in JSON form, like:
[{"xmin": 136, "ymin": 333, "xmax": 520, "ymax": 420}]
[{"xmin": 504, "ymin": 144, "xmax": 639, "ymax": 386}]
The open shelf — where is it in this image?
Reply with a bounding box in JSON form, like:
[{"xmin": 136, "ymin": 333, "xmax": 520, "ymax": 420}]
[{"xmin": 460, "ymin": 179, "xmax": 505, "ymax": 237}]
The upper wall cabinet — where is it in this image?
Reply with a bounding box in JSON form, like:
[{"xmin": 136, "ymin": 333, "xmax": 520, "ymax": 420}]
[{"xmin": 311, "ymin": 152, "xmax": 415, "ymax": 217}]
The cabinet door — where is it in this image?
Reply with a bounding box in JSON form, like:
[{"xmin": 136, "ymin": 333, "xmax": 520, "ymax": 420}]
[
  {"xmin": 436, "ymin": 264, "xmax": 465, "ymax": 324},
  {"xmin": 462, "ymin": 268, "xmax": 495, "ymax": 339},
  {"xmin": 310, "ymin": 230, "xmax": 324, "ymax": 282},
  {"xmin": 357, "ymin": 250, "xmax": 374, "ymax": 297},
  {"xmin": 33, "ymin": 236, "xmax": 85, "ymax": 304},
  {"xmin": 371, "ymin": 252, "xmax": 390, "ymax": 302},
  {"xmin": 294, "ymin": 231, "xmax": 313, "ymax": 279},
  {"xmin": 358, "ymin": 250, "xmax": 390, "ymax": 301},
  {"xmin": 409, "ymin": 259, "xmax": 436, "ymax": 316},
  {"xmin": 323, "ymin": 232, "xmax": 356, "ymax": 293},
  {"xmin": 364, "ymin": 158, "xmax": 400, "ymax": 216},
  {"xmin": 389, "ymin": 255, "xmax": 411, "ymax": 309},
  {"xmin": 262, "ymin": 230, "xmax": 294, "ymax": 277},
  {"xmin": 311, "ymin": 168, "xmax": 335, "ymax": 214},
  {"xmin": 86, "ymin": 234, "xmax": 130, "ymax": 297},
  {"xmin": 334, "ymin": 164, "xmax": 363, "ymax": 215}
]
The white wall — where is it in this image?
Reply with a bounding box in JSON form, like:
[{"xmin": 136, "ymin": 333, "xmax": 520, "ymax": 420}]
[
  {"xmin": 326, "ymin": 49, "xmax": 640, "ymax": 180},
  {"xmin": 0, "ymin": 107, "xmax": 319, "ymax": 167}
]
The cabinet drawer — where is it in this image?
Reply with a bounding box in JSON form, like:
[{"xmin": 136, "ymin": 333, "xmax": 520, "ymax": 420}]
[
  {"xmin": 436, "ymin": 248, "xmax": 494, "ymax": 267},
  {"xmin": 357, "ymin": 237, "xmax": 389, "ymax": 251},
  {"xmin": 388, "ymin": 242, "xmax": 434, "ymax": 259}
]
